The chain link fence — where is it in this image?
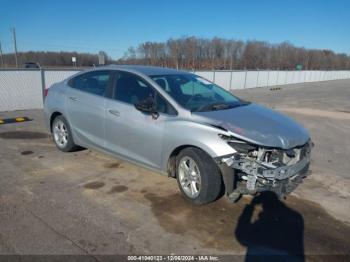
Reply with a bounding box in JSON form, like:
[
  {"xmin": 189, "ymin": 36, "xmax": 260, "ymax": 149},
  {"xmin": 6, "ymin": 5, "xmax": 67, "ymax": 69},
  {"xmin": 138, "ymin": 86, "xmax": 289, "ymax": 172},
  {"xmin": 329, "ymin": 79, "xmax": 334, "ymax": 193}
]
[{"xmin": 1, "ymin": 68, "xmax": 350, "ymax": 111}]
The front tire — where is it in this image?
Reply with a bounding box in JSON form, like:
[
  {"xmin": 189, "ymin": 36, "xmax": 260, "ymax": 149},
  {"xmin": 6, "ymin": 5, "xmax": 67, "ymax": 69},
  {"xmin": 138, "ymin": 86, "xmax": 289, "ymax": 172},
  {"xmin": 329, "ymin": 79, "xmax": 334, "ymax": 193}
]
[
  {"xmin": 176, "ymin": 147, "xmax": 222, "ymax": 205},
  {"xmin": 52, "ymin": 115, "xmax": 78, "ymax": 152}
]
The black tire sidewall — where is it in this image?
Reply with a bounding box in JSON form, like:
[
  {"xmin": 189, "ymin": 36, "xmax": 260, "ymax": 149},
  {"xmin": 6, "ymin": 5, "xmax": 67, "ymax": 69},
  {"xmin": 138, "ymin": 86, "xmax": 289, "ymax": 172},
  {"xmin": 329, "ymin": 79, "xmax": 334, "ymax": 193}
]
[
  {"xmin": 176, "ymin": 147, "xmax": 222, "ymax": 205},
  {"xmin": 52, "ymin": 115, "xmax": 76, "ymax": 152}
]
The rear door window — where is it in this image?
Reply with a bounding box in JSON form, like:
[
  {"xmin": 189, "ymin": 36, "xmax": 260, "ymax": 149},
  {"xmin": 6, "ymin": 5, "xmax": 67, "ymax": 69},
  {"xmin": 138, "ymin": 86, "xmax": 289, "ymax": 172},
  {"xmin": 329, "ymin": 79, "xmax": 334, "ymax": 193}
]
[{"xmin": 69, "ymin": 71, "xmax": 112, "ymax": 96}]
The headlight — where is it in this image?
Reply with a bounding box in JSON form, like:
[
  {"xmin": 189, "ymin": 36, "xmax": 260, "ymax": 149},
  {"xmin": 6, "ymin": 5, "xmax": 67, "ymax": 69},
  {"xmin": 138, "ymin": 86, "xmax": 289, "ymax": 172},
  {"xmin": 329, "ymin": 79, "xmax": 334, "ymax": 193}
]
[{"xmin": 218, "ymin": 134, "xmax": 257, "ymax": 153}]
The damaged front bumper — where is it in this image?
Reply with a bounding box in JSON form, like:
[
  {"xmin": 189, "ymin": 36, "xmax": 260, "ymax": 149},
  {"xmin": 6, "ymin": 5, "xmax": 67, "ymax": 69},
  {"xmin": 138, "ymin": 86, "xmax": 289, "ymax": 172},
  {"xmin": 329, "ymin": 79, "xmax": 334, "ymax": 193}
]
[{"xmin": 216, "ymin": 141, "xmax": 312, "ymax": 200}]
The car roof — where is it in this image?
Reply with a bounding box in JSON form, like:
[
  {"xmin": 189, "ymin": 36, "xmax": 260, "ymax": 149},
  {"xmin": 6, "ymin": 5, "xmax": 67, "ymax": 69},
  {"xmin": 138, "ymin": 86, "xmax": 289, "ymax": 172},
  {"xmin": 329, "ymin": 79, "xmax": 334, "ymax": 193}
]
[{"xmin": 97, "ymin": 65, "xmax": 190, "ymax": 76}]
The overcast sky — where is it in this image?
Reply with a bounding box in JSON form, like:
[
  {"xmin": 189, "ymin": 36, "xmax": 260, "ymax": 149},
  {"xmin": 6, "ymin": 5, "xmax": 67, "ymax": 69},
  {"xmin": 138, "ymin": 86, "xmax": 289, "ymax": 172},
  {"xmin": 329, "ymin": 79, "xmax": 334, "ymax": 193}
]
[{"xmin": 1, "ymin": 0, "xmax": 349, "ymax": 59}]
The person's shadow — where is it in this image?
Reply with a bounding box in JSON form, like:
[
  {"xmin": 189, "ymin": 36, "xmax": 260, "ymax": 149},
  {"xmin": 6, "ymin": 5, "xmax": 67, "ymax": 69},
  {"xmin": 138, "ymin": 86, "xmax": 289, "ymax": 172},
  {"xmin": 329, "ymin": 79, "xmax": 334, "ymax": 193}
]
[{"xmin": 235, "ymin": 191, "xmax": 304, "ymax": 262}]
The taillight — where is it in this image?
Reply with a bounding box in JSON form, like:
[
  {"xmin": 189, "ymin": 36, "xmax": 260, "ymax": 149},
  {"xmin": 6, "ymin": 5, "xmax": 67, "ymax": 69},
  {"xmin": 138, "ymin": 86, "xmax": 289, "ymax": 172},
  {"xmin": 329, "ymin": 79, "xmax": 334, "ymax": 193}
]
[{"xmin": 44, "ymin": 88, "xmax": 49, "ymax": 98}]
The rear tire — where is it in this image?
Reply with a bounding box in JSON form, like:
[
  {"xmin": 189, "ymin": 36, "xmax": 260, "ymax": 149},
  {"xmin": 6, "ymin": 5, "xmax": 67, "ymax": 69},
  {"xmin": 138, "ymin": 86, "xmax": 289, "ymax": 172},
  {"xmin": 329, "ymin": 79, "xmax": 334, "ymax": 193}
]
[
  {"xmin": 52, "ymin": 115, "xmax": 78, "ymax": 152},
  {"xmin": 176, "ymin": 147, "xmax": 222, "ymax": 205}
]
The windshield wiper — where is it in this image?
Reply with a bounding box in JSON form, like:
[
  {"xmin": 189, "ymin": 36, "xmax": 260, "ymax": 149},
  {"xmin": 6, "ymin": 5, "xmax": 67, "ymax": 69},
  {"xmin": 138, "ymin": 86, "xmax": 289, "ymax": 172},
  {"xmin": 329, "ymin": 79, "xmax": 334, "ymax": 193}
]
[
  {"xmin": 194, "ymin": 101, "xmax": 250, "ymax": 112},
  {"xmin": 210, "ymin": 103, "xmax": 232, "ymax": 110},
  {"xmin": 195, "ymin": 102, "xmax": 233, "ymax": 112}
]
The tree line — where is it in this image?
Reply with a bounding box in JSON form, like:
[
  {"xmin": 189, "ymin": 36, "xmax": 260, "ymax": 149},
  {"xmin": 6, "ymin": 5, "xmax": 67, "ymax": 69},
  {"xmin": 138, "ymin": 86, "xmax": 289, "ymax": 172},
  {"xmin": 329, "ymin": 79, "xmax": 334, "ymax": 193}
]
[
  {"xmin": 120, "ymin": 37, "xmax": 350, "ymax": 70},
  {"xmin": 1, "ymin": 51, "xmax": 114, "ymax": 68},
  {"xmin": 1, "ymin": 37, "xmax": 349, "ymax": 70}
]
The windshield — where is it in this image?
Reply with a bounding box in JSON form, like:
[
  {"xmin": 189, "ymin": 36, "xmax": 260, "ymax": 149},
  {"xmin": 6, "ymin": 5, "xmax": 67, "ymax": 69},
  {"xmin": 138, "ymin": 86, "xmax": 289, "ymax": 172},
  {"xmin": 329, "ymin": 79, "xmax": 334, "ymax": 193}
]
[{"xmin": 150, "ymin": 74, "xmax": 248, "ymax": 112}]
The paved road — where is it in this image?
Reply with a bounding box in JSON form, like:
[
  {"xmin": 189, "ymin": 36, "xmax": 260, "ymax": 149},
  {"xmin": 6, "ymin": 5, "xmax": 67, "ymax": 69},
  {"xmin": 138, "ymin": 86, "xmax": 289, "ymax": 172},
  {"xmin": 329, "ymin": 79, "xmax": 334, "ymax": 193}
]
[{"xmin": 0, "ymin": 79, "xmax": 350, "ymax": 259}]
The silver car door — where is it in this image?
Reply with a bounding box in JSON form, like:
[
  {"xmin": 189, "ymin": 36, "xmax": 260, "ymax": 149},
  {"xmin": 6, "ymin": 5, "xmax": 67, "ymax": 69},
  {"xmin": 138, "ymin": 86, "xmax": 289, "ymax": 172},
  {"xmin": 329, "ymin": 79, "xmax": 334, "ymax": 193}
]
[
  {"xmin": 105, "ymin": 71, "xmax": 175, "ymax": 169},
  {"xmin": 66, "ymin": 70, "xmax": 113, "ymax": 148}
]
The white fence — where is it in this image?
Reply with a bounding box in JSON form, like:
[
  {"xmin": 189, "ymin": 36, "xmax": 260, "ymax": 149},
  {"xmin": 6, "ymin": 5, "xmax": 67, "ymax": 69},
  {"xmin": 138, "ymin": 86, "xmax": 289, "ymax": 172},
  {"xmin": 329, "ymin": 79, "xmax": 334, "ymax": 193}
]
[
  {"xmin": 194, "ymin": 70, "xmax": 350, "ymax": 90},
  {"xmin": 0, "ymin": 69, "xmax": 80, "ymax": 111},
  {"xmin": 0, "ymin": 69, "xmax": 350, "ymax": 111}
]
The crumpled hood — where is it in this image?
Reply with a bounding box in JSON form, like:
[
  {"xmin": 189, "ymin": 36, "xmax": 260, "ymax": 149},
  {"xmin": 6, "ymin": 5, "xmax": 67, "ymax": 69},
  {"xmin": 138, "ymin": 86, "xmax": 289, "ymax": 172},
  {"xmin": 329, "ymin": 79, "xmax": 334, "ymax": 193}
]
[{"xmin": 192, "ymin": 103, "xmax": 310, "ymax": 149}]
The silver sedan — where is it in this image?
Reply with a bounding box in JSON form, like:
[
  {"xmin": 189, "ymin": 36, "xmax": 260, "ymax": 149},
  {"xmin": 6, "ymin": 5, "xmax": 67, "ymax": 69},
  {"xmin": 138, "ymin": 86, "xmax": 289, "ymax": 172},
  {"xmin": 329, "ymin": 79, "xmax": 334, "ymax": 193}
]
[{"xmin": 44, "ymin": 65, "xmax": 312, "ymax": 204}]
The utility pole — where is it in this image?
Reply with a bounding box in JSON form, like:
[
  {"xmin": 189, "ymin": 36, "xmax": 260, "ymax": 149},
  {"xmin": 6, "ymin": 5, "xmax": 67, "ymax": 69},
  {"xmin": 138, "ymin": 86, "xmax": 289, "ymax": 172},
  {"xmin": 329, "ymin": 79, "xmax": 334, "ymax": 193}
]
[
  {"xmin": 12, "ymin": 28, "xmax": 18, "ymax": 68},
  {"xmin": 0, "ymin": 40, "xmax": 4, "ymax": 67}
]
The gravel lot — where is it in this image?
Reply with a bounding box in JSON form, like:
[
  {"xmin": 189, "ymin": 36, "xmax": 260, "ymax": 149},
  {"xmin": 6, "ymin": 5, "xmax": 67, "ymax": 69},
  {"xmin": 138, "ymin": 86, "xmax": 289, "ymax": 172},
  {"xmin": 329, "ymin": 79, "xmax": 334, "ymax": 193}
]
[{"xmin": 0, "ymin": 79, "xmax": 349, "ymax": 259}]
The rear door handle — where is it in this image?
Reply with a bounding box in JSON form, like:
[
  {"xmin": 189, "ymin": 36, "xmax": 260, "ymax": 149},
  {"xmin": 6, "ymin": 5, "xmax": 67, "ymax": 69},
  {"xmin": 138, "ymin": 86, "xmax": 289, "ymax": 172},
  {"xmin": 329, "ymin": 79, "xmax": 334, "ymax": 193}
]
[
  {"xmin": 69, "ymin": 96, "xmax": 78, "ymax": 101},
  {"xmin": 108, "ymin": 109, "xmax": 120, "ymax": 117}
]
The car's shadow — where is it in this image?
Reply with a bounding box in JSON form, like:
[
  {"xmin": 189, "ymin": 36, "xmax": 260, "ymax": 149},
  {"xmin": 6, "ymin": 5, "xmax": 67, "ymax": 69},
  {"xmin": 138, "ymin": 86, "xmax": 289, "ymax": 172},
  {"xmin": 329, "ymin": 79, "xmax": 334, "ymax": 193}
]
[{"xmin": 235, "ymin": 191, "xmax": 305, "ymax": 262}]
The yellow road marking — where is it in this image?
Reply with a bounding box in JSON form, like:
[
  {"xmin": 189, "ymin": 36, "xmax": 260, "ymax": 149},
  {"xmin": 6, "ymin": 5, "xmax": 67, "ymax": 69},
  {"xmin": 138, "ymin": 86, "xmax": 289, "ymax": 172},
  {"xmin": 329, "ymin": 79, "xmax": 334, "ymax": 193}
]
[
  {"xmin": 15, "ymin": 117, "xmax": 25, "ymax": 122},
  {"xmin": 0, "ymin": 117, "xmax": 30, "ymax": 124}
]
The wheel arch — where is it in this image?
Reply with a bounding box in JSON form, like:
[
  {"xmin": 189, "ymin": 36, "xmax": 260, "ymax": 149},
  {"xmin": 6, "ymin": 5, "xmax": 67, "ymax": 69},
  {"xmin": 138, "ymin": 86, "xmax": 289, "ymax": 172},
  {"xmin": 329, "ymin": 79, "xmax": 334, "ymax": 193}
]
[
  {"xmin": 166, "ymin": 144, "xmax": 219, "ymax": 178},
  {"xmin": 49, "ymin": 111, "xmax": 63, "ymax": 132}
]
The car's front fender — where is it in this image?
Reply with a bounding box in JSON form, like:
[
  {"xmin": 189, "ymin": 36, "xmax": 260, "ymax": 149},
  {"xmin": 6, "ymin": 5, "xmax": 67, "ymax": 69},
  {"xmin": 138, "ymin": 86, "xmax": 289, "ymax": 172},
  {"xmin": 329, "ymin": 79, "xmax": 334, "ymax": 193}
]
[{"xmin": 161, "ymin": 119, "xmax": 235, "ymax": 172}]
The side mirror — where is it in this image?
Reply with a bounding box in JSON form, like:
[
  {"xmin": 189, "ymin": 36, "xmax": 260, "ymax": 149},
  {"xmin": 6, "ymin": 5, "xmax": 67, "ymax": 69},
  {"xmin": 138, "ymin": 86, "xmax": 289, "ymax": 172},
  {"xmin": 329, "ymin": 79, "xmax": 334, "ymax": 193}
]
[
  {"xmin": 134, "ymin": 96, "xmax": 155, "ymax": 113},
  {"xmin": 134, "ymin": 96, "xmax": 159, "ymax": 119}
]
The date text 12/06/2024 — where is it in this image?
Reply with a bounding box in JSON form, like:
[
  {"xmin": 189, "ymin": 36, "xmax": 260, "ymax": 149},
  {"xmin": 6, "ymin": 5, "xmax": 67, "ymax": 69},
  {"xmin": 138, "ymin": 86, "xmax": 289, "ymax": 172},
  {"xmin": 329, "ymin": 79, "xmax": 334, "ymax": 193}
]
[{"xmin": 127, "ymin": 255, "xmax": 220, "ymax": 261}]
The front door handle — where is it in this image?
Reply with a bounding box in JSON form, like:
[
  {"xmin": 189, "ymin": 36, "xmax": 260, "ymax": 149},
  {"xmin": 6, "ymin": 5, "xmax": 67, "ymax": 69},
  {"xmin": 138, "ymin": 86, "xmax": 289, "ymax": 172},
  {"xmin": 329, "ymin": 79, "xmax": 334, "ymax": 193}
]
[
  {"xmin": 108, "ymin": 109, "xmax": 120, "ymax": 117},
  {"xmin": 69, "ymin": 96, "xmax": 78, "ymax": 101}
]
